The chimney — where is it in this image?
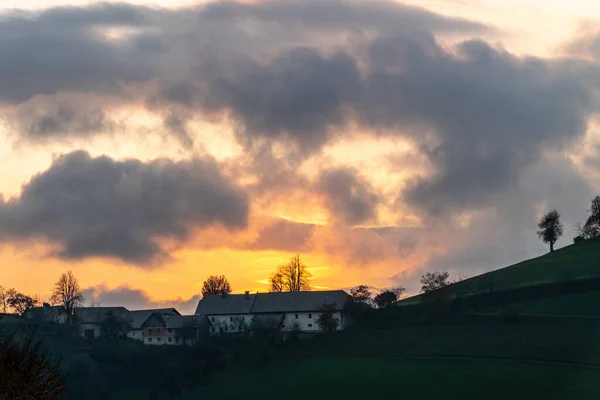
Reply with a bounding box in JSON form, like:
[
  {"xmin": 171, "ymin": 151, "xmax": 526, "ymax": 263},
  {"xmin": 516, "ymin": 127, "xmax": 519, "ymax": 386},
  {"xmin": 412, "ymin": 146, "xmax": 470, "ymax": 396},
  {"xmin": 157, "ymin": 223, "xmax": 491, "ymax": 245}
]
[
  {"xmin": 244, "ymin": 291, "xmax": 250, "ymax": 300},
  {"xmin": 43, "ymin": 303, "xmax": 50, "ymax": 309}
]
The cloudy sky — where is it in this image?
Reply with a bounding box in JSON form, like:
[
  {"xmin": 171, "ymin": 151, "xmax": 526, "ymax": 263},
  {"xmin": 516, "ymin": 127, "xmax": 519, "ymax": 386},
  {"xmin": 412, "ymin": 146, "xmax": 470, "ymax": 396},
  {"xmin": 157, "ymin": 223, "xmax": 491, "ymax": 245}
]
[{"xmin": 1, "ymin": 0, "xmax": 600, "ymax": 313}]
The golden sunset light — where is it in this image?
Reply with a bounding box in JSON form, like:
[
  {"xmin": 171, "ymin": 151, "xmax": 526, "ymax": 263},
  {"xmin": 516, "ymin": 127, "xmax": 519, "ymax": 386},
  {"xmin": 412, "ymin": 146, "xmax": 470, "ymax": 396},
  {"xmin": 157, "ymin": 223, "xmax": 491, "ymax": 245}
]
[{"xmin": 1, "ymin": 0, "xmax": 600, "ymax": 316}]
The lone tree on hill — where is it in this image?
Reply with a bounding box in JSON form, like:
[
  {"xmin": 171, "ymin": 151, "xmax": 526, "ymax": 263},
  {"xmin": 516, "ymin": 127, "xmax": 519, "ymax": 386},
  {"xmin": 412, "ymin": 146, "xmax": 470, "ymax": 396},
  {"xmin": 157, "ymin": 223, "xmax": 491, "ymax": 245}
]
[
  {"xmin": 201, "ymin": 275, "xmax": 232, "ymax": 297},
  {"xmin": 582, "ymin": 196, "xmax": 600, "ymax": 238},
  {"xmin": 420, "ymin": 271, "xmax": 450, "ymax": 293},
  {"xmin": 269, "ymin": 255, "xmax": 312, "ymax": 292},
  {"xmin": 537, "ymin": 209, "xmax": 563, "ymax": 252},
  {"xmin": 50, "ymin": 271, "xmax": 84, "ymax": 323}
]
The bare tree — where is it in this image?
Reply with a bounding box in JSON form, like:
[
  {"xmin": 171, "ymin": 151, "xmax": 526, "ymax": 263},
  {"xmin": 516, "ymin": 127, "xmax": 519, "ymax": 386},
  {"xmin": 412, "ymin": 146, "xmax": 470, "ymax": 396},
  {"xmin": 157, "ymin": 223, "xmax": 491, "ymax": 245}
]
[
  {"xmin": 50, "ymin": 271, "xmax": 84, "ymax": 322},
  {"xmin": 537, "ymin": 209, "xmax": 563, "ymax": 252},
  {"xmin": 201, "ymin": 275, "xmax": 232, "ymax": 297},
  {"xmin": 269, "ymin": 272, "xmax": 284, "ymax": 293},
  {"xmin": 420, "ymin": 272, "xmax": 450, "ymax": 293},
  {"xmin": 7, "ymin": 291, "xmax": 38, "ymax": 315},
  {"xmin": 0, "ymin": 286, "xmax": 9, "ymax": 313},
  {"xmin": 268, "ymin": 255, "xmax": 311, "ymax": 292}
]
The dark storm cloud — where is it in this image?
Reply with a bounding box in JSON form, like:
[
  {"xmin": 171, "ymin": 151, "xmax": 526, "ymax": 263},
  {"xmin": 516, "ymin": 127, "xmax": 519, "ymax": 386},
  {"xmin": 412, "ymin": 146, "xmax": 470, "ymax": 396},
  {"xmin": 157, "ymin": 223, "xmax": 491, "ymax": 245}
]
[
  {"xmin": 317, "ymin": 167, "xmax": 380, "ymax": 225},
  {"xmin": 0, "ymin": 0, "xmax": 489, "ymax": 105},
  {"xmin": 0, "ymin": 151, "xmax": 249, "ymax": 265},
  {"xmin": 194, "ymin": 48, "xmax": 361, "ymax": 153}
]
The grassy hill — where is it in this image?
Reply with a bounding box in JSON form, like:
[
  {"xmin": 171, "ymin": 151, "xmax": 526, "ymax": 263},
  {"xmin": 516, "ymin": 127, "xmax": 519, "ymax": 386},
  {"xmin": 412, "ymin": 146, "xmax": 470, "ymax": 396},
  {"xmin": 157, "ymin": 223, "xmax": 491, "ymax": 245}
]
[{"xmin": 397, "ymin": 236, "xmax": 600, "ymax": 307}]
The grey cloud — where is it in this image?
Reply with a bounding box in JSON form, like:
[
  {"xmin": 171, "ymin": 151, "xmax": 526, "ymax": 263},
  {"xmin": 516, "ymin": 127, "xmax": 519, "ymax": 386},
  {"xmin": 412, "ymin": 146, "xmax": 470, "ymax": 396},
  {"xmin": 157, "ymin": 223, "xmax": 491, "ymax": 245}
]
[
  {"xmin": 83, "ymin": 285, "xmax": 200, "ymax": 314},
  {"xmin": 202, "ymin": 0, "xmax": 492, "ymax": 35},
  {"xmin": 359, "ymin": 35, "xmax": 593, "ymax": 215},
  {"xmin": 246, "ymin": 219, "xmax": 315, "ymax": 253},
  {"xmin": 8, "ymin": 100, "xmax": 113, "ymax": 139},
  {"xmin": 317, "ymin": 167, "xmax": 380, "ymax": 225},
  {"xmin": 196, "ymin": 48, "xmax": 360, "ymax": 154},
  {"xmin": 0, "ymin": 151, "xmax": 249, "ymax": 265}
]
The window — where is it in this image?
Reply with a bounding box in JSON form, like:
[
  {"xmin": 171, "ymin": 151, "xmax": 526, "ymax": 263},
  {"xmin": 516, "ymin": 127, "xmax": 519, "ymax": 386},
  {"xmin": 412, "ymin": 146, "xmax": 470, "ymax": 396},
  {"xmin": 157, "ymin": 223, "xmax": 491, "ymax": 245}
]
[
  {"xmin": 158, "ymin": 337, "xmax": 161, "ymax": 342},
  {"xmin": 168, "ymin": 337, "xmax": 172, "ymax": 343},
  {"xmin": 148, "ymin": 328, "xmax": 152, "ymax": 334},
  {"xmin": 132, "ymin": 332, "xmax": 135, "ymax": 337},
  {"xmin": 211, "ymin": 316, "xmax": 215, "ymax": 322},
  {"xmin": 308, "ymin": 314, "xmax": 312, "ymax": 318},
  {"xmin": 148, "ymin": 338, "xmax": 153, "ymax": 342},
  {"xmin": 230, "ymin": 316, "xmax": 234, "ymax": 321},
  {"xmin": 281, "ymin": 325, "xmax": 285, "ymax": 328},
  {"xmin": 308, "ymin": 324, "xmax": 313, "ymax": 327},
  {"xmin": 168, "ymin": 329, "xmax": 172, "ymax": 333},
  {"xmin": 242, "ymin": 316, "xmax": 245, "ymax": 321},
  {"xmin": 295, "ymin": 314, "xmax": 298, "ymax": 319},
  {"xmin": 211, "ymin": 327, "xmax": 215, "ymax": 333}
]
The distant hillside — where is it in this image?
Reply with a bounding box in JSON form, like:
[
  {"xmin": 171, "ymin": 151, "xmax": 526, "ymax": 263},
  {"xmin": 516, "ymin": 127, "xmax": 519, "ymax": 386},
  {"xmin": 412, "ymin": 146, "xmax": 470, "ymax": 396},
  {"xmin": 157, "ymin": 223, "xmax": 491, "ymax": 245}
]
[{"xmin": 397, "ymin": 236, "xmax": 600, "ymax": 306}]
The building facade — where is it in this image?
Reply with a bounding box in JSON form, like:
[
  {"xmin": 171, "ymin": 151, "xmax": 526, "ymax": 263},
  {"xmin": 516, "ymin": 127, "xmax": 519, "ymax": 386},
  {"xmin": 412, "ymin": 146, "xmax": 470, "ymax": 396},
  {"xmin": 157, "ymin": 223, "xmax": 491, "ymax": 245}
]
[{"xmin": 195, "ymin": 290, "xmax": 350, "ymax": 335}]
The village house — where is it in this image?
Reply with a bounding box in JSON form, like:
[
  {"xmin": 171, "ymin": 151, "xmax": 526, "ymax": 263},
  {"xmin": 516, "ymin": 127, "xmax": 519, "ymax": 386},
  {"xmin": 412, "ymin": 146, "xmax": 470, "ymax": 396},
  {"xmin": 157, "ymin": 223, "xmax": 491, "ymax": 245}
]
[
  {"xmin": 74, "ymin": 307, "xmax": 131, "ymax": 339},
  {"xmin": 140, "ymin": 312, "xmax": 209, "ymax": 346},
  {"xmin": 127, "ymin": 308, "xmax": 181, "ymax": 341},
  {"xmin": 23, "ymin": 303, "xmax": 68, "ymax": 324},
  {"xmin": 194, "ymin": 290, "xmax": 351, "ymax": 335}
]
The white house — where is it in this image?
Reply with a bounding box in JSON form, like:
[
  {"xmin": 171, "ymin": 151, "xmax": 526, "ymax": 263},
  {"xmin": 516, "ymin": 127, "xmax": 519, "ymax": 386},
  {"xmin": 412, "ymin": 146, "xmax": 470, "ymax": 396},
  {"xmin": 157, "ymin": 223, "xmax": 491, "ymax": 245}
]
[{"xmin": 194, "ymin": 290, "xmax": 351, "ymax": 335}]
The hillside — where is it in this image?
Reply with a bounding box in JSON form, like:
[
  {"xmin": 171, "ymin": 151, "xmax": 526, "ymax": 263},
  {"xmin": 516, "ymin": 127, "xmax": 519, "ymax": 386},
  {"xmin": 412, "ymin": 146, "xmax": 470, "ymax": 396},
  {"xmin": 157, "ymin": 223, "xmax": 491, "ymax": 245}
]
[{"xmin": 397, "ymin": 236, "xmax": 600, "ymax": 306}]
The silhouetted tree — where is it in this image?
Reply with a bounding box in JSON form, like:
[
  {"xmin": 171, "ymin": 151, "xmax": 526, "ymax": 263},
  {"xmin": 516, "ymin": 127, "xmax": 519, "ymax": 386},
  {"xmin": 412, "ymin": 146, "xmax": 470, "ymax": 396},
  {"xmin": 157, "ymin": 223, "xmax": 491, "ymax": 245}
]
[
  {"xmin": 316, "ymin": 304, "xmax": 338, "ymax": 333},
  {"xmin": 268, "ymin": 255, "xmax": 311, "ymax": 292},
  {"xmin": 420, "ymin": 272, "xmax": 450, "ymax": 293},
  {"xmin": 201, "ymin": 275, "xmax": 232, "ymax": 297},
  {"xmin": 349, "ymin": 285, "xmax": 372, "ymax": 304},
  {"xmin": 50, "ymin": 271, "xmax": 84, "ymax": 323},
  {"xmin": 537, "ymin": 209, "xmax": 563, "ymax": 252},
  {"xmin": 7, "ymin": 291, "xmax": 38, "ymax": 316},
  {"xmin": 585, "ymin": 196, "xmax": 600, "ymax": 234},
  {"xmin": 0, "ymin": 286, "xmax": 9, "ymax": 313},
  {"xmin": 373, "ymin": 286, "xmax": 405, "ymax": 309},
  {"xmin": 0, "ymin": 327, "xmax": 67, "ymax": 399},
  {"xmin": 374, "ymin": 291, "xmax": 396, "ymax": 308},
  {"xmin": 99, "ymin": 311, "xmax": 128, "ymax": 339}
]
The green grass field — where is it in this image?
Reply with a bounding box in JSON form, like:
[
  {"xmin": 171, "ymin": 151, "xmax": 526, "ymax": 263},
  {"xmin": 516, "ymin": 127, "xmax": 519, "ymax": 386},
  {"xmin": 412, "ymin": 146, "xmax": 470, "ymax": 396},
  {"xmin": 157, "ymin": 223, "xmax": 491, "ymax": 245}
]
[
  {"xmin": 199, "ymin": 357, "xmax": 600, "ymax": 399},
  {"xmin": 483, "ymin": 289, "xmax": 600, "ymax": 316},
  {"xmin": 397, "ymin": 236, "xmax": 600, "ymax": 306}
]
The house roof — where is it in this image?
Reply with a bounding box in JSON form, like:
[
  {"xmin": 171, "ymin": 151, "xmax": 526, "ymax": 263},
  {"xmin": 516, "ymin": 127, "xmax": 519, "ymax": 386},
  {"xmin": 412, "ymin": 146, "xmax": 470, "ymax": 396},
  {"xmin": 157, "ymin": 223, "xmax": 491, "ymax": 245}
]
[
  {"xmin": 129, "ymin": 308, "xmax": 180, "ymax": 329},
  {"xmin": 251, "ymin": 291, "xmax": 349, "ymax": 313},
  {"xmin": 141, "ymin": 313, "xmax": 209, "ymax": 329},
  {"xmin": 74, "ymin": 307, "xmax": 131, "ymax": 324},
  {"xmin": 194, "ymin": 290, "xmax": 349, "ymax": 315},
  {"xmin": 194, "ymin": 293, "xmax": 257, "ymax": 315}
]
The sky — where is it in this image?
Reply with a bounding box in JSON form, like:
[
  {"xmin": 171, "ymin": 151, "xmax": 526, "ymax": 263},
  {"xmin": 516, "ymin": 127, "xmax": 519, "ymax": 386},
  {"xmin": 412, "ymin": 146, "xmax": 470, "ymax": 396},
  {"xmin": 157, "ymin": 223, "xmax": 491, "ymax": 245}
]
[{"xmin": 1, "ymin": 0, "xmax": 600, "ymax": 314}]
